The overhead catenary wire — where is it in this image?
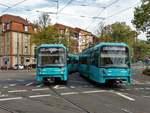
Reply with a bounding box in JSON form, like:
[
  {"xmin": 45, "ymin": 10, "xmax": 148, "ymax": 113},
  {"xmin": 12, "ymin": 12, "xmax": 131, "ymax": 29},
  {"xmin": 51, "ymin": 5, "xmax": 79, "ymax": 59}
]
[
  {"xmin": 1, "ymin": 0, "xmax": 28, "ymax": 13},
  {"xmin": 104, "ymin": 2, "xmax": 141, "ymax": 20},
  {"xmin": 85, "ymin": 0, "xmax": 120, "ymax": 30},
  {"xmin": 0, "ymin": 3, "xmax": 10, "ymax": 8},
  {"xmin": 58, "ymin": 0, "xmax": 74, "ymax": 13}
]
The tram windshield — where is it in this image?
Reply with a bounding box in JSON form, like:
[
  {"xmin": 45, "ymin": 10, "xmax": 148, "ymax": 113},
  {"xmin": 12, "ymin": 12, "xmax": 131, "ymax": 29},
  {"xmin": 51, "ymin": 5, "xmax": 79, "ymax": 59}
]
[
  {"xmin": 100, "ymin": 46, "xmax": 130, "ymax": 68},
  {"xmin": 38, "ymin": 47, "xmax": 66, "ymax": 67}
]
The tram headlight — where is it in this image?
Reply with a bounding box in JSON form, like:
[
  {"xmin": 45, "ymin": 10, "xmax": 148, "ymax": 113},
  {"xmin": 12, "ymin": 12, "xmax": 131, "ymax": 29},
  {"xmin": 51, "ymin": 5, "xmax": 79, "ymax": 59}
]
[{"xmin": 61, "ymin": 69, "xmax": 65, "ymax": 74}]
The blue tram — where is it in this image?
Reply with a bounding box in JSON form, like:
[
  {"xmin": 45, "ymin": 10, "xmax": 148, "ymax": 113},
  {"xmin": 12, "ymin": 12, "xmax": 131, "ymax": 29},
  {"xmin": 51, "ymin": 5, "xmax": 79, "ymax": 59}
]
[
  {"xmin": 68, "ymin": 54, "xmax": 79, "ymax": 73},
  {"xmin": 78, "ymin": 42, "xmax": 131, "ymax": 84},
  {"xmin": 36, "ymin": 44, "xmax": 68, "ymax": 84}
]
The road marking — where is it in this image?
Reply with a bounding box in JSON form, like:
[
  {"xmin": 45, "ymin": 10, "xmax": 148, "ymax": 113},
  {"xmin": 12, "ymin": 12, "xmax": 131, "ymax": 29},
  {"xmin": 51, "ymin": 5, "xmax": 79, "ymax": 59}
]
[
  {"xmin": 25, "ymin": 82, "xmax": 33, "ymax": 86},
  {"xmin": 16, "ymin": 79, "xmax": 24, "ymax": 82},
  {"xmin": 70, "ymin": 86, "xmax": 75, "ymax": 88},
  {"xmin": 0, "ymin": 97, "xmax": 23, "ymax": 101},
  {"xmin": 0, "ymin": 94, "xmax": 8, "ymax": 97},
  {"xmin": 115, "ymin": 92, "xmax": 135, "ymax": 101},
  {"xmin": 53, "ymin": 85, "xmax": 59, "ymax": 89},
  {"xmin": 36, "ymin": 84, "xmax": 43, "ymax": 88},
  {"xmin": 82, "ymin": 90, "xmax": 106, "ymax": 94},
  {"xmin": 9, "ymin": 84, "xmax": 16, "ymax": 87},
  {"xmin": 121, "ymin": 108, "xmax": 133, "ymax": 113},
  {"xmin": 8, "ymin": 90, "xmax": 27, "ymax": 93},
  {"xmin": 61, "ymin": 92, "xmax": 79, "ymax": 95},
  {"xmin": 3, "ymin": 86, "xmax": 8, "ymax": 89},
  {"xmin": 143, "ymin": 96, "xmax": 150, "ymax": 98},
  {"xmin": 29, "ymin": 94, "xmax": 51, "ymax": 98},
  {"xmin": 32, "ymin": 88, "xmax": 49, "ymax": 91},
  {"xmin": 145, "ymin": 87, "xmax": 150, "ymax": 90}
]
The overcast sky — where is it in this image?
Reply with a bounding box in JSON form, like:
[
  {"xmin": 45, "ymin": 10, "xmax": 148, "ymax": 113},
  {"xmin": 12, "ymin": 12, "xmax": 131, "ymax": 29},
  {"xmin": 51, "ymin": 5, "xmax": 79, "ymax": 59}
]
[{"xmin": 0, "ymin": 0, "xmax": 146, "ymax": 40}]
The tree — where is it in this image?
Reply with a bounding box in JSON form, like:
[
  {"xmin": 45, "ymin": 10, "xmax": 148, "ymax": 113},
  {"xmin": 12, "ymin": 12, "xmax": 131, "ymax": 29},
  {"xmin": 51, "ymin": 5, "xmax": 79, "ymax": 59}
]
[
  {"xmin": 31, "ymin": 26, "xmax": 60, "ymax": 46},
  {"xmin": 133, "ymin": 40, "xmax": 150, "ymax": 62},
  {"xmin": 98, "ymin": 22, "xmax": 138, "ymax": 46},
  {"xmin": 36, "ymin": 12, "xmax": 51, "ymax": 29},
  {"xmin": 133, "ymin": 0, "xmax": 150, "ymax": 41}
]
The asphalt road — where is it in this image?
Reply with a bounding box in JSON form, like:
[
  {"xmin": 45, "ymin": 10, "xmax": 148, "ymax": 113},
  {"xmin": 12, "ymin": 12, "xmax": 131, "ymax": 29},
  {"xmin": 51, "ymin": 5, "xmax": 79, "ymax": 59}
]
[{"xmin": 0, "ymin": 65, "xmax": 150, "ymax": 113}]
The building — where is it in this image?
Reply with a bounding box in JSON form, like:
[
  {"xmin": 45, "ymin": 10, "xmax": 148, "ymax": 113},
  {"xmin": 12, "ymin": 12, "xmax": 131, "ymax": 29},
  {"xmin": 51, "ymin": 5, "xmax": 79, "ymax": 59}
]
[
  {"xmin": 74, "ymin": 28, "xmax": 94, "ymax": 53},
  {"xmin": 54, "ymin": 23, "xmax": 94, "ymax": 53},
  {"xmin": 0, "ymin": 14, "xmax": 35, "ymax": 68}
]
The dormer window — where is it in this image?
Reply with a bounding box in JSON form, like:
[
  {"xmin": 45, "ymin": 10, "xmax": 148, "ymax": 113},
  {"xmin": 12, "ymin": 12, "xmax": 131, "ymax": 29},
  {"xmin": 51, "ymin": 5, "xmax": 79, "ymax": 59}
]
[{"xmin": 24, "ymin": 25, "xmax": 28, "ymax": 32}]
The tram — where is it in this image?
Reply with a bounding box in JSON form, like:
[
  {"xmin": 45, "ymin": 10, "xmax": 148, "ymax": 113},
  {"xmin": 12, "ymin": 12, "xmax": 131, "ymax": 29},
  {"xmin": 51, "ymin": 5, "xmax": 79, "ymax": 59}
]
[
  {"xmin": 78, "ymin": 42, "xmax": 131, "ymax": 84},
  {"xmin": 36, "ymin": 44, "xmax": 68, "ymax": 84}
]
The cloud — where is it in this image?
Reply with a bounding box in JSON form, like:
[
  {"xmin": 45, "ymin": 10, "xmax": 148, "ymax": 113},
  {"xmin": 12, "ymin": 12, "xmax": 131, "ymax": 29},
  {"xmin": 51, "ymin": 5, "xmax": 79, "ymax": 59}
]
[{"xmin": 0, "ymin": 0, "xmax": 145, "ymax": 40}]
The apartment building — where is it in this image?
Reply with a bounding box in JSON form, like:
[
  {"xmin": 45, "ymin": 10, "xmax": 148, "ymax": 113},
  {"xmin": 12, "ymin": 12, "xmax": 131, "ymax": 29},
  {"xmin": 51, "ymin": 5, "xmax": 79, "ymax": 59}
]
[
  {"xmin": 54, "ymin": 23, "xmax": 94, "ymax": 53},
  {"xmin": 0, "ymin": 14, "xmax": 35, "ymax": 68}
]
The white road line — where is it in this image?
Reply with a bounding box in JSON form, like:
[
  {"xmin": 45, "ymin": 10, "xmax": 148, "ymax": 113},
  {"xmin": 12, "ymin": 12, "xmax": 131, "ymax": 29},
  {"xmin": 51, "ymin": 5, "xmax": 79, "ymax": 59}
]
[
  {"xmin": 36, "ymin": 84, "xmax": 43, "ymax": 88},
  {"xmin": 3, "ymin": 86, "xmax": 8, "ymax": 89},
  {"xmin": 16, "ymin": 79, "xmax": 24, "ymax": 82},
  {"xmin": 70, "ymin": 86, "xmax": 75, "ymax": 88},
  {"xmin": 82, "ymin": 90, "xmax": 106, "ymax": 94},
  {"xmin": 0, "ymin": 97, "xmax": 23, "ymax": 101},
  {"xmin": 29, "ymin": 94, "xmax": 51, "ymax": 98},
  {"xmin": 0, "ymin": 94, "xmax": 8, "ymax": 97},
  {"xmin": 143, "ymin": 96, "xmax": 150, "ymax": 98},
  {"xmin": 9, "ymin": 84, "xmax": 16, "ymax": 87},
  {"xmin": 32, "ymin": 88, "xmax": 49, "ymax": 91},
  {"xmin": 53, "ymin": 85, "xmax": 59, "ymax": 89},
  {"xmin": 61, "ymin": 92, "xmax": 79, "ymax": 95},
  {"xmin": 115, "ymin": 92, "xmax": 135, "ymax": 101},
  {"xmin": 56, "ymin": 86, "xmax": 67, "ymax": 89},
  {"xmin": 145, "ymin": 87, "xmax": 150, "ymax": 90},
  {"xmin": 8, "ymin": 90, "xmax": 27, "ymax": 93},
  {"xmin": 121, "ymin": 108, "xmax": 133, "ymax": 113},
  {"xmin": 25, "ymin": 82, "xmax": 33, "ymax": 86}
]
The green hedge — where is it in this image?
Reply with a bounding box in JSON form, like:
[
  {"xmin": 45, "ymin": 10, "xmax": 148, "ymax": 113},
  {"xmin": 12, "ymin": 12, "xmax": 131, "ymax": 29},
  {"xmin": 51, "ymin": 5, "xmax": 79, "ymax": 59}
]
[{"xmin": 143, "ymin": 68, "xmax": 150, "ymax": 76}]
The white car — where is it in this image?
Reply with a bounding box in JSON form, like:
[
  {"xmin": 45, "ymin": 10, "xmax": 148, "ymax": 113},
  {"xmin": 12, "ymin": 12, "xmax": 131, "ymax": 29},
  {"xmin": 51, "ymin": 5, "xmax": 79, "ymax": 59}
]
[{"xmin": 13, "ymin": 64, "xmax": 24, "ymax": 70}]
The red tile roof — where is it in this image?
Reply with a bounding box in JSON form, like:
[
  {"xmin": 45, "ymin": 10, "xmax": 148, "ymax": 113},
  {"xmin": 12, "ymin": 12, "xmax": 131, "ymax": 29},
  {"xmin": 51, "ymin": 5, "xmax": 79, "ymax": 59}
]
[{"xmin": 0, "ymin": 14, "xmax": 29, "ymax": 25}]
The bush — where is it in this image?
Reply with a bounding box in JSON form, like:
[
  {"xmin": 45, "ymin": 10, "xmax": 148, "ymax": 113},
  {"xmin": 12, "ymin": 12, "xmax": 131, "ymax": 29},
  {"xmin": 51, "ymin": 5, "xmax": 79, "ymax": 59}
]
[{"xmin": 143, "ymin": 68, "xmax": 150, "ymax": 76}]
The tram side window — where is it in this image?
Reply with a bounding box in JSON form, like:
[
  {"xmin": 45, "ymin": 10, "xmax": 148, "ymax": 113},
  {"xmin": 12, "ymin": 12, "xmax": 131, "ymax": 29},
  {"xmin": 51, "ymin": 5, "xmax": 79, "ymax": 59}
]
[
  {"xmin": 79, "ymin": 56, "xmax": 87, "ymax": 64},
  {"xmin": 90, "ymin": 51, "xmax": 98, "ymax": 67}
]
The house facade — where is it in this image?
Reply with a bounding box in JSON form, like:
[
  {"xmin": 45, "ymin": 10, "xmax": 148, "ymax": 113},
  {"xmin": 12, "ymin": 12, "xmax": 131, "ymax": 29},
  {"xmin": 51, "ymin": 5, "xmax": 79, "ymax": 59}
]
[
  {"xmin": 54, "ymin": 23, "xmax": 94, "ymax": 53},
  {"xmin": 0, "ymin": 14, "xmax": 35, "ymax": 68}
]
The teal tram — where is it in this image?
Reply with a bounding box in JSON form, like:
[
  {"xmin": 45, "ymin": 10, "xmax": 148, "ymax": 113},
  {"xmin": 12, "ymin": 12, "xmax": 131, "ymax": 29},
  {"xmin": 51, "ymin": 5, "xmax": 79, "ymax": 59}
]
[
  {"xmin": 36, "ymin": 44, "xmax": 68, "ymax": 84},
  {"xmin": 68, "ymin": 54, "xmax": 79, "ymax": 73},
  {"xmin": 78, "ymin": 42, "xmax": 131, "ymax": 84}
]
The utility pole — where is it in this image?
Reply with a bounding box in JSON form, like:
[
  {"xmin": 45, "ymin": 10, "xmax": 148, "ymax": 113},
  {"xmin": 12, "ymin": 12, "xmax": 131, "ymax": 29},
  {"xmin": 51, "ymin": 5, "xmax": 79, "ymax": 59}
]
[
  {"xmin": 17, "ymin": 32, "xmax": 19, "ymax": 69},
  {"xmin": 56, "ymin": 0, "xmax": 59, "ymax": 14}
]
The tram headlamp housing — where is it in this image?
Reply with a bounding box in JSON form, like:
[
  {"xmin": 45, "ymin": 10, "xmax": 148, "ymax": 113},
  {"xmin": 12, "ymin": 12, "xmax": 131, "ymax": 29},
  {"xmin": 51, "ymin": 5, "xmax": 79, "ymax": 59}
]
[{"xmin": 60, "ymin": 69, "xmax": 65, "ymax": 74}]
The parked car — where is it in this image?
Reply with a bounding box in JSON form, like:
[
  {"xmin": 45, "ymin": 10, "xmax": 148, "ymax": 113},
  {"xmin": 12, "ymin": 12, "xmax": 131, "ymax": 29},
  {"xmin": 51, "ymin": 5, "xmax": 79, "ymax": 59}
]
[
  {"xmin": 13, "ymin": 64, "xmax": 24, "ymax": 70},
  {"xmin": 27, "ymin": 64, "xmax": 36, "ymax": 69}
]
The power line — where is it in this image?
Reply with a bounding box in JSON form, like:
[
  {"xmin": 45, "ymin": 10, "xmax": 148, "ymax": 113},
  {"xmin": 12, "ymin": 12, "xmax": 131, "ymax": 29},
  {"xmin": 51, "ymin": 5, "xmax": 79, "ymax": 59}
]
[
  {"xmin": 1, "ymin": 0, "xmax": 28, "ymax": 13},
  {"xmin": 0, "ymin": 3, "xmax": 10, "ymax": 8},
  {"xmin": 85, "ymin": 0, "xmax": 120, "ymax": 30},
  {"xmin": 93, "ymin": 2, "xmax": 141, "ymax": 34},
  {"xmin": 58, "ymin": 0, "xmax": 74, "ymax": 13},
  {"xmin": 104, "ymin": 2, "xmax": 140, "ymax": 20}
]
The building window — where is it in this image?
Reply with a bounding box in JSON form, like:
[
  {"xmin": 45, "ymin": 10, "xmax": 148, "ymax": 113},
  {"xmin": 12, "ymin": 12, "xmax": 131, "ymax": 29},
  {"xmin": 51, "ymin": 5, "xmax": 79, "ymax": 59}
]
[
  {"xmin": 24, "ymin": 25, "xmax": 28, "ymax": 32},
  {"xmin": 6, "ymin": 23, "xmax": 10, "ymax": 30}
]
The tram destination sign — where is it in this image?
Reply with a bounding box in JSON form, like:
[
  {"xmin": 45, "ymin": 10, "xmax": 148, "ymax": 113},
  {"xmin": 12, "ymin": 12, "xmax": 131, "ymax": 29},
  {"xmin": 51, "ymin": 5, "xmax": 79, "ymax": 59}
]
[
  {"xmin": 40, "ymin": 47, "xmax": 64, "ymax": 53},
  {"xmin": 102, "ymin": 46, "xmax": 126, "ymax": 51}
]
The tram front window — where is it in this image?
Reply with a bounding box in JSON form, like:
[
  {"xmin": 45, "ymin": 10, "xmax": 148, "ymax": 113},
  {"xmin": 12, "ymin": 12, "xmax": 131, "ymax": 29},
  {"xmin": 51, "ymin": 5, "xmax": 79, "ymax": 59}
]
[
  {"xmin": 100, "ymin": 46, "xmax": 129, "ymax": 68},
  {"xmin": 38, "ymin": 47, "xmax": 66, "ymax": 67}
]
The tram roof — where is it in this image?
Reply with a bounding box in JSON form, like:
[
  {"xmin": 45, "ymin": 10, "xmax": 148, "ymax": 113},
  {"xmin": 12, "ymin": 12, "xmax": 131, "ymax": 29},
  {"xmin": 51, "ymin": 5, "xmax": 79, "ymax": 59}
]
[
  {"xmin": 37, "ymin": 44, "xmax": 67, "ymax": 49},
  {"xmin": 81, "ymin": 42, "xmax": 129, "ymax": 54}
]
